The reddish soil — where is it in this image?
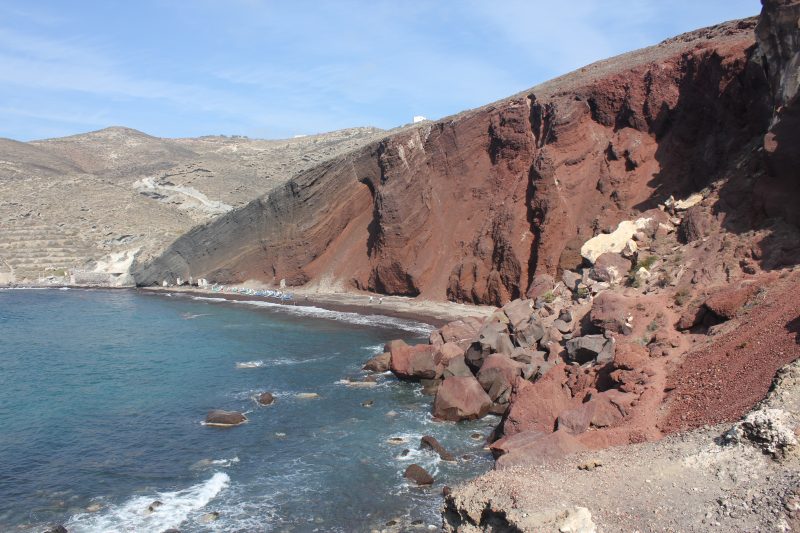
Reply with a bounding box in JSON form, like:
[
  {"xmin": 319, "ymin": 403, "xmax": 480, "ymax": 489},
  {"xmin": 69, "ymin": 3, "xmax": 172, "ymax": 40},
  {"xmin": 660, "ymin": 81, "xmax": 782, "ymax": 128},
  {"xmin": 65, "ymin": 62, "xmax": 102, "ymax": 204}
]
[{"xmin": 661, "ymin": 270, "xmax": 800, "ymax": 432}]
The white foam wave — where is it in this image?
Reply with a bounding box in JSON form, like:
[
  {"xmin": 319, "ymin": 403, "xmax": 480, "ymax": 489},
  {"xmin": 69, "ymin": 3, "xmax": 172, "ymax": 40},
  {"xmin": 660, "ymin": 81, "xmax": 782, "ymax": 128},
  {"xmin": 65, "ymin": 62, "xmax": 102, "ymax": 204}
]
[
  {"xmin": 235, "ymin": 360, "xmax": 265, "ymax": 369},
  {"xmin": 190, "ymin": 457, "xmax": 240, "ymax": 470},
  {"xmin": 191, "ymin": 296, "xmax": 433, "ymax": 334},
  {"xmin": 65, "ymin": 472, "xmax": 229, "ymax": 533},
  {"xmin": 364, "ymin": 343, "xmax": 386, "ymax": 354}
]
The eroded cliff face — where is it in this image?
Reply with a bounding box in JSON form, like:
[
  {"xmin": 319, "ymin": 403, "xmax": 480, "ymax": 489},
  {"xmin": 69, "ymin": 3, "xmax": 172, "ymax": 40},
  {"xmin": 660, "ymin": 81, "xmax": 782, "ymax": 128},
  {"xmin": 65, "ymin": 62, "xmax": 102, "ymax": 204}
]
[
  {"xmin": 755, "ymin": 0, "xmax": 800, "ymax": 224},
  {"xmin": 136, "ymin": 18, "xmax": 779, "ymax": 306}
]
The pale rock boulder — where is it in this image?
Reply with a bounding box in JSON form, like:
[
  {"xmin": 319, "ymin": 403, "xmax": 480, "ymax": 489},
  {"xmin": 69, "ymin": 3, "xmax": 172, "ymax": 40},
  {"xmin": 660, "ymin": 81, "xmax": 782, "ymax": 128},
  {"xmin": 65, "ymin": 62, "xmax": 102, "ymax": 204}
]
[{"xmin": 580, "ymin": 217, "xmax": 654, "ymax": 263}]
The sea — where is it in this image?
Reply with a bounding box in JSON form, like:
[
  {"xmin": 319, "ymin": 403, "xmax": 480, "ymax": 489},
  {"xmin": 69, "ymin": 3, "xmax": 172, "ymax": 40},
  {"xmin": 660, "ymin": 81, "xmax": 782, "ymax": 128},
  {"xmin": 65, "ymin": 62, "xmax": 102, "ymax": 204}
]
[{"xmin": 0, "ymin": 288, "xmax": 494, "ymax": 532}]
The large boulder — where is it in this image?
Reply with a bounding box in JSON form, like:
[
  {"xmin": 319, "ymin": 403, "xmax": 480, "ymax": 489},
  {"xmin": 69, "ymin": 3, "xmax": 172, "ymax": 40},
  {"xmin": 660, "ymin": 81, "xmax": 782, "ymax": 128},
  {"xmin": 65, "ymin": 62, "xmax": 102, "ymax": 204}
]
[
  {"xmin": 205, "ymin": 410, "xmax": 247, "ymax": 427},
  {"xmin": 514, "ymin": 319, "xmax": 546, "ymax": 349},
  {"xmin": 488, "ymin": 429, "xmax": 546, "ymax": 458},
  {"xmin": 432, "ymin": 376, "xmax": 492, "ymax": 421},
  {"xmin": 256, "ymin": 392, "xmax": 275, "ymax": 406},
  {"xmin": 677, "ymin": 206, "xmax": 712, "ymax": 243},
  {"xmin": 590, "ymin": 252, "xmax": 631, "ymax": 284},
  {"xmin": 503, "ymin": 365, "xmax": 572, "ymax": 435},
  {"xmin": 477, "ymin": 320, "xmax": 514, "ymax": 355},
  {"xmin": 580, "ymin": 217, "xmax": 655, "ymax": 263},
  {"xmin": 440, "ymin": 355, "xmax": 473, "ymax": 378},
  {"xmin": 435, "ymin": 317, "xmax": 485, "ymax": 350},
  {"xmin": 526, "ymin": 274, "xmax": 555, "ymax": 300},
  {"xmin": 434, "ymin": 342, "xmax": 465, "ymax": 366},
  {"xmin": 421, "ymin": 435, "xmax": 456, "ymax": 461},
  {"xmin": 565, "ymin": 335, "xmax": 616, "ymax": 365},
  {"xmin": 387, "ymin": 340, "xmax": 437, "ymax": 381},
  {"xmin": 703, "ymin": 285, "xmax": 757, "ymax": 321},
  {"xmin": 403, "ymin": 464, "xmax": 434, "ymax": 485},
  {"xmin": 435, "ymin": 343, "xmax": 471, "ymax": 378},
  {"xmin": 477, "ymin": 354, "xmax": 525, "ymax": 402},
  {"xmin": 557, "ymin": 402, "xmax": 595, "ymax": 435},
  {"xmin": 590, "ymin": 292, "xmax": 632, "ymax": 334},
  {"xmin": 494, "ymin": 430, "xmax": 587, "ymax": 469},
  {"xmin": 584, "ymin": 390, "xmax": 635, "ymax": 428},
  {"xmin": 502, "ymin": 299, "xmax": 535, "ymax": 330},
  {"xmin": 363, "ymin": 352, "xmax": 391, "ymax": 372}
]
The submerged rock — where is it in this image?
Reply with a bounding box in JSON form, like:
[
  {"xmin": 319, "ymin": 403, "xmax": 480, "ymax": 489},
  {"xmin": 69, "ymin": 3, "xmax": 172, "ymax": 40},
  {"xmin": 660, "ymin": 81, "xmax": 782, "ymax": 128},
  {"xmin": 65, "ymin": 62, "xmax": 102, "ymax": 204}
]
[
  {"xmin": 296, "ymin": 392, "xmax": 320, "ymax": 399},
  {"xmin": 205, "ymin": 410, "xmax": 247, "ymax": 427},
  {"xmin": 403, "ymin": 464, "xmax": 434, "ymax": 485},
  {"xmin": 44, "ymin": 526, "xmax": 68, "ymax": 533},
  {"xmin": 147, "ymin": 500, "xmax": 163, "ymax": 513},
  {"xmin": 421, "ymin": 435, "xmax": 456, "ymax": 461},
  {"xmin": 256, "ymin": 392, "xmax": 275, "ymax": 405},
  {"xmin": 363, "ymin": 352, "xmax": 391, "ymax": 372}
]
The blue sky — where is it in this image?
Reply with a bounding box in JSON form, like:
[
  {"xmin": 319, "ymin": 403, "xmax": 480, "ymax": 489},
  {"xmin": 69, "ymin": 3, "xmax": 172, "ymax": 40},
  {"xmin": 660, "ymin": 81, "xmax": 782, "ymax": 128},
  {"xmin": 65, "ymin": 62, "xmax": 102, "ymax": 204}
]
[{"xmin": 0, "ymin": 1, "xmax": 758, "ymax": 141}]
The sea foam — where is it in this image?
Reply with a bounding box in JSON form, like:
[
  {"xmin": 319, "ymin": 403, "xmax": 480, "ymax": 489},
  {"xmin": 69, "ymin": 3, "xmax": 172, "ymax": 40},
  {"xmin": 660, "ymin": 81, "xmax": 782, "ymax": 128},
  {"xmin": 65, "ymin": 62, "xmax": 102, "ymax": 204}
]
[
  {"xmin": 191, "ymin": 296, "xmax": 433, "ymax": 334},
  {"xmin": 65, "ymin": 472, "xmax": 229, "ymax": 533}
]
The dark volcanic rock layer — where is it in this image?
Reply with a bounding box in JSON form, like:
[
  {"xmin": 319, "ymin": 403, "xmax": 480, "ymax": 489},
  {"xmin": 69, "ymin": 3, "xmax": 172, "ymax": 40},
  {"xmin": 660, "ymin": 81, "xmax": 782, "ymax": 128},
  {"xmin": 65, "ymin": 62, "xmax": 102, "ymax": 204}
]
[{"xmin": 136, "ymin": 16, "xmax": 793, "ymax": 306}]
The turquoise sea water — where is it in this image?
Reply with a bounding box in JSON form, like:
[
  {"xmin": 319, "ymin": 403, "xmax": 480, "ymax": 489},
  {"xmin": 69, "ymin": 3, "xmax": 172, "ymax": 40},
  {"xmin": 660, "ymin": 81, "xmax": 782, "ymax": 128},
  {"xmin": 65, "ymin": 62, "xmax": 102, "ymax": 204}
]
[{"xmin": 0, "ymin": 289, "xmax": 493, "ymax": 532}]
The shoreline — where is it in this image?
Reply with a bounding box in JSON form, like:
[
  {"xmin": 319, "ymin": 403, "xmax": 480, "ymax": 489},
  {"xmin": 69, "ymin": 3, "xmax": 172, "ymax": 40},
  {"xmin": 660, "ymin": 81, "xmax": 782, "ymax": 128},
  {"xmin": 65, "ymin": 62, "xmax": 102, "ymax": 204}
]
[
  {"xmin": 137, "ymin": 285, "xmax": 495, "ymax": 328},
  {"xmin": 1, "ymin": 283, "xmax": 495, "ymax": 327}
]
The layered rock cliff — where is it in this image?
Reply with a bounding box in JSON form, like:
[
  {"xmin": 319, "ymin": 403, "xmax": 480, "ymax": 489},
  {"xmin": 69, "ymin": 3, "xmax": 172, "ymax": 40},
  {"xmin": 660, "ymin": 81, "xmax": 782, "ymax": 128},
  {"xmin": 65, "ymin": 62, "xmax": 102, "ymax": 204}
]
[{"xmin": 137, "ymin": 16, "xmax": 796, "ymax": 306}]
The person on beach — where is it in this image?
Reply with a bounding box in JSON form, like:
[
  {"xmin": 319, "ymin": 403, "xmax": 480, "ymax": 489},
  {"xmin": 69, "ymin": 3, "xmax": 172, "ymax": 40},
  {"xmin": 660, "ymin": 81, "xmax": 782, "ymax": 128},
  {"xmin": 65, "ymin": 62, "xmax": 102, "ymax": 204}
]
[
  {"xmin": 379, "ymin": 297, "xmax": 383, "ymax": 304},
  {"xmin": 369, "ymin": 296, "xmax": 373, "ymax": 303}
]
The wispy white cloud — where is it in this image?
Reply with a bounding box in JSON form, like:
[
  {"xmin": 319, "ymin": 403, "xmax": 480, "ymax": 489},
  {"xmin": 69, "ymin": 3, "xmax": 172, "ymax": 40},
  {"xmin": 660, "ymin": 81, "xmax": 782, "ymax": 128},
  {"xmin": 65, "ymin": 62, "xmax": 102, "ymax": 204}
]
[{"xmin": 0, "ymin": 0, "xmax": 762, "ymax": 140}]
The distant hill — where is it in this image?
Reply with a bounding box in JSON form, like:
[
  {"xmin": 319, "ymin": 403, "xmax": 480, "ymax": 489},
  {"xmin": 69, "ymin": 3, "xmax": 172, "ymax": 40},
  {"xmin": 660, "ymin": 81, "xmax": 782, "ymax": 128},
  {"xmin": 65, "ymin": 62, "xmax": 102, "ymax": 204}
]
[{"xmin": 0, "ymin": 125, "xmax": 385, "ymax": 283}]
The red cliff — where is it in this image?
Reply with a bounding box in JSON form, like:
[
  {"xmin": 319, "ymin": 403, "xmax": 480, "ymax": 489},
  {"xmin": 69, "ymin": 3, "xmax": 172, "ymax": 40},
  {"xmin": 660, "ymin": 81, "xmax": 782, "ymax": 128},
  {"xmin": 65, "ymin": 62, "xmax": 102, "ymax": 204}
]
[{"xmin": 136, "ymin": 16, "xmax": 794, "ymax": 306}]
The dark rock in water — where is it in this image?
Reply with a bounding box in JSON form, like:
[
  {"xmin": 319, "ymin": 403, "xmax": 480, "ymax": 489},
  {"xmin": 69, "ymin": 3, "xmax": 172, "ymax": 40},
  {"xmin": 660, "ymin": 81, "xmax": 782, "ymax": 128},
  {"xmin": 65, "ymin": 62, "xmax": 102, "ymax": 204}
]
[
  {"xmin": 411, "ymin": 519, "xmax": 425, "ymax": 525},
  {"xmin": 403, "ymin": 464, "xmax": 434, "ymax": 485},
  {"xmin": 385, "ymin": 519, "xmax": 399, "ymax": 526},
  {"xmin": 400, "ymin": 448, "xmax": 410, "ymax": 457},
  {"xmin": 162, "ymin": 529, "xmax": 181, "ymax": 533},
  {"xmin": 205, "ymin": 409, "xmax": 247, "ymax": 427},
  {"xmin": 361, "ymin": 399, "xmax": 374, "ymax": 408},
  {"xmin": 44, "ymin": 526, "xmax": 68, "ymax": 533},
  {"xmin": 470, "ymin": 432, "xmax": 483, "ymax": 440},
  {"xmin": 256, "ymin": 392, "xmax": 275, "ymax": 405},
  {"xmin": 420, "ymin": 435, "xmax": 455, "ymax": 461},
  {"xmin": 442, "ymin": 485, "xmax": 452, "ymax": 496},
  {"xmin": 201, "ymin": 511, "xmax": 220, "ymax": 522},
  {"xmin": 363, "ymin": 352, "xmax": 391, "ymax": 372},
  {"xmin": 148, "ymin": 500, "xmax": 163, "ymax": 512}
]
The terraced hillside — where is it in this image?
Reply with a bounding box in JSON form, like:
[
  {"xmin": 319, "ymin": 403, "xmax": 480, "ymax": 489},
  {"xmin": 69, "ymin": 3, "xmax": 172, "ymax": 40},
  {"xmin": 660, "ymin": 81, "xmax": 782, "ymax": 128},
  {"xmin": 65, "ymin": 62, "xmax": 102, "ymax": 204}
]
[{"xmin": 0, "ymin": 126, "xmax": 386, "ymax": 285}]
